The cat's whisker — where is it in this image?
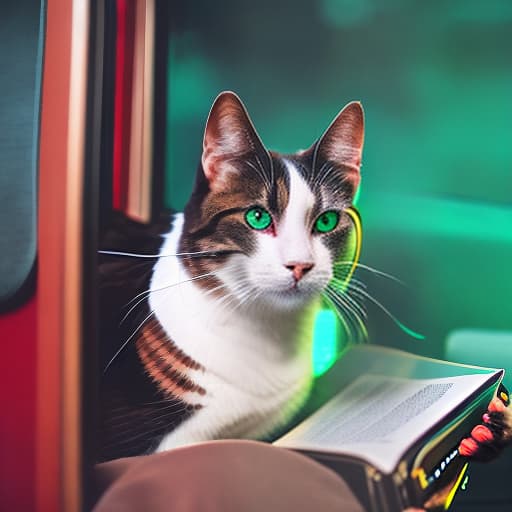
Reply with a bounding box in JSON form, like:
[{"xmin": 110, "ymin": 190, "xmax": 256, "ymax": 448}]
[
  {"xmin": 142, "ymin": 403, "xmax": 196, "ymax": 427},
  {"xmin": 119, "ymin": 296, "xmax": 149, "ymax": 326},
  {"xmin": 325, "ymin": 278, "xmax": 370, "ymax": 331},
  {"xmin": 208, "ymin": 278, "xmax": 254, "ymax": 318},
  {"xmin": 329, "ymin": 275, "xmax": 367, "ymax": 297},
  {"xmin": 245, "ymin": 158, "xmax": 272, "ymax": 193},
  {"xmin": 345, "ymin": 291, "xmax": 369, "ymax": 323},
  {"xmin": 334, "ymin": 261, "xmax": 405, "ymax": 286},
  {"xmin": 204, "ymin": 283, "xmax": 232, "ymax": 305},
  {"xmin": 104, "ymin": 306, "xmax": 159, "ymax": 374},
  {"xmin": 314, "ymin": 162, "xmax": 354, "ymax": 196},
  {"xmin": 202, "ymin": 285, "xmax": 238, "ymax": 323},
  {"xmin": 330, "ymin": 274, "xmax": 367, "ymax": 291},
  {"xmin": 122, "ymin": 288, "xmax": 157, "ymax": 310},
  {"xmin": 334, "ymin": 293, "xmax": 367, "ymax": 344},
  {"xmin": 137, "ymin": 398, "xmax": 190, "ymax": 409},
  {"xmin": 329, "ymin": 279, "xmax": 368, "ymax": 308},
  {"xmin": 106, "ymin": 408, "xmax": 191, "ymax": 444},
  {"xmin": 209, "ymin": 286, "xmax": 240, "ymax": 313},
  {"xmin": 120, "ymin": 272, "xmax": 217, "ymax": 325},
  {"xmin": 324, "ymin": 287, "xmax": 368, "ymax": 343},
  {"xmin": 104, "ymin": 400, "xmax": 190, "ymax": 430},
  {"xmin": 327, "ymin": 284, "xmax": 368, "ymax": 320},
  {"xmin": 310, "ymin": 160, "xmax": 328, "ymax": 185},
  {"xmin": 99, "ymin": 249, "xmax": 230, "ymax": 259},
  {"xmin": 202, "ymin": 281, "xmax": 229, "ymax": 299},
  {"xmin": 322, "ymin": 290, "xmax": 359, "ymax": 346},
  {"xmin": 345, "ymin": 275, "xmax": 367, "ymax": 288},
  {"xmin": 258, "ymin": 152, "xmax": 275, "ymax": 189},
  {"xmin": 201, "ymin": 271, "xmax": 260, "ymax": 330},
  {"xmin": 225, "ymin": 282, "xmax": 259, "ymax": 316},
  {"xmin": 199, "ymin": 264, "xmax": 245, "ymax": 301},
  {"xmin": 327, "ymin": 292, "xmax": 367, "ymax": 344},
  {"xmin": 314, "ymin": 161, "xmax": 337, "ymax": 191},
  {"xmin": 342, "ymin": 282, "xmax": 425, "ymax": 340},
  {"xmin": 325, "ymin": 176, "xmax": 353, "ymax": 196},
  {"xmin": 224, "ymin": 286, "xmax": 264, "ymax": 323},
  {"xmin": 268, "ymin": 152, "xmax": 276, "ymax": 189}
]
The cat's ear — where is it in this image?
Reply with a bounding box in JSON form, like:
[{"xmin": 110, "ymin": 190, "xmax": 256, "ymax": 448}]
[
  {"xmin": 314, "ymin": 101, "xmax": 364, "ymax": 186},
  {"xmin": 202, "ymin": 91, "xmax": 267, "ymax": 187}
]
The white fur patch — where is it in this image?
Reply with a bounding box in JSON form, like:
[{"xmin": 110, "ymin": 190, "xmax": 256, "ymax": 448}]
[
  {"xmin": 279, "ymin": 160, "xmax": 316, "ymax": 265},
  {"xmin": 149, "ymin": 214, "xmax": 316, "ymax": 451}
]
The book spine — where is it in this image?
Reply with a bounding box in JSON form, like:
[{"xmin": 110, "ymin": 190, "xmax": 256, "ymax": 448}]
[
  {"xmin": 126, "ymin": 0, "xmax": 155, "ymax": 223},
  {"xmin": 140, "ymin": 0, "xmax": 155, "ymax": 222},
  {"xmin": 112, "ymin": 0, "xmax": 135, "ymax": 211}
]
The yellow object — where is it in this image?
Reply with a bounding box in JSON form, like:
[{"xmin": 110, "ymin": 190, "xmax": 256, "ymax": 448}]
[
  {"xmin": 444, "ymin": 463, "xmax": 469, "ymax": 510},
  {"xmin": 343, "ymin": 206, "xmax": 362, "ymax": 288},
  {"xmin": 411, "ymin": 467, "xmax": 429, "ymax": 490},
  {"xmin": 500, "ymin": 391, "xmax": 508, "ymax": 402}
]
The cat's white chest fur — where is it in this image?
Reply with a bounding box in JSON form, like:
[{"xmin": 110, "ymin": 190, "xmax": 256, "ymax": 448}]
[{"xmin": 149, "ymin": 214, "xmax": 315, "ymax": 452}]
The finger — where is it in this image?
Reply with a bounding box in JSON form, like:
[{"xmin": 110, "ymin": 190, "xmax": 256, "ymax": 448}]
[
  {"xmin": 471, "ymin": 424, "xmax": 494, "ymax": 443},
  {"xmin": 488, "ymin": 397, "xmax": 506, "ymax": 413},
  {"xmin": 458, "ymin": 437, "xmax": 479, "ymax": 457}
]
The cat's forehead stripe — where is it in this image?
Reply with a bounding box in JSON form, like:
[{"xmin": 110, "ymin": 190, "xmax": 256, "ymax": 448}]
[
  {"xmin": 267, "ymin": 157, "xmax": 290, "ymax": 214},
  {"xmin": 278, "ymin": 159, "xmax": 316, "ymax": 250},
  {"xmin": 282, "ymin": 159, "xmax": 315, "ymax": 214}
]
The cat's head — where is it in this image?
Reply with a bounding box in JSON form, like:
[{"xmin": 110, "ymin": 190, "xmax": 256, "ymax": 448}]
[{"xmin": 181, "ymin": 92, "xmax": 364, "ymax": 312}]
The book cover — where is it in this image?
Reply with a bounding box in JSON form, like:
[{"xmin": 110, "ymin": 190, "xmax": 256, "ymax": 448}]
[
  {"xmin": 275, "ymin": 345, "xmax": 504, "ymax": 511},
  {"xmin": 112, "ymin": 0, "xmax": 135, "ymax": 212}
]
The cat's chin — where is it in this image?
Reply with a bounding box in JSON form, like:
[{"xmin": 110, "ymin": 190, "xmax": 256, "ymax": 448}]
[{"xmin": 258, "ymin": 287, "xmax": 319, "ymax": 312}]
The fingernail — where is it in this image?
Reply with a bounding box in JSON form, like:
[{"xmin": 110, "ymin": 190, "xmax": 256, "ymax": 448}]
[
  {"xmin": 483, "ymin": 413, "xmax": 491, "ymax": 423},
  {"xmin": 471, "ymin": 425, "xmax": 493, "ymax": 443},
  {"xmin": 459, "ymin": 438, "xmax": 478, "ymax": 457},
  {"xmin": 489, "ymin": 398, "xmax": 506, "ymax": 412}
]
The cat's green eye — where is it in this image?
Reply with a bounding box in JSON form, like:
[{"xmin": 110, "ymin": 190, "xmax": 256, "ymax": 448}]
[
  {"xmin": 314, "ymin": 211, "xmax": 340, "ymax": 233},
  {"xmin": 245, "ymin": 207, "xmax": 272, "ymax": 230}
]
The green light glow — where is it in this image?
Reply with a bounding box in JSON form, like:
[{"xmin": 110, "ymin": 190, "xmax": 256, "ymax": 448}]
[
  {"xmin": 370, "ymin": 195, "xmax": 512, "ymax": 244},
  {"xmin": 312, "ymin": 308, "xmax": 339, "ymax": 377},
  {"xmin": 353, "ymin": 184, "xmax": 361, "ymax": 206}
]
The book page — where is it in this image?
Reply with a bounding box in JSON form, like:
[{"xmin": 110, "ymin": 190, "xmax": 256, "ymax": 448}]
[{"xmin": 276, "ymin": 372, "xmax": 499, "ymax": 474}]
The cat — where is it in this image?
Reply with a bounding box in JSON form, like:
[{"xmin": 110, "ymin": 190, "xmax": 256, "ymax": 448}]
[
  {"xmin": 99, "ymin": 91, "xmax": 363, "ymax": 461},
  {"xmin": 99, "ymin": 92, "xmax": 511, "ymax": 467}
]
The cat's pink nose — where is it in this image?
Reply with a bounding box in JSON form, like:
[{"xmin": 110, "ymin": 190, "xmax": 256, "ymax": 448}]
[{"xmin": 285, "ymin": 262, "xmax": 314, "ymax": 281}]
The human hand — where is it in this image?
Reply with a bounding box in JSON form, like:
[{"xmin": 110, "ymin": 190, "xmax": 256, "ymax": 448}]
[{"xmin": 458, "ymin": 390, "xmax": 512, "ymax": 462}]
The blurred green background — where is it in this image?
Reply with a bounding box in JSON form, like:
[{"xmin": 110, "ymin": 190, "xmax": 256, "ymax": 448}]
[{"xmin": 162, "ymin": 0, "xmax": 511, "ymax": 360}]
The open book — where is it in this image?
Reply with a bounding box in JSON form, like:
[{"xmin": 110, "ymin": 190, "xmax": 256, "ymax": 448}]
[{"xmin": 275, "ymin": 345, "xmax": 505, "ymax": 512}]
